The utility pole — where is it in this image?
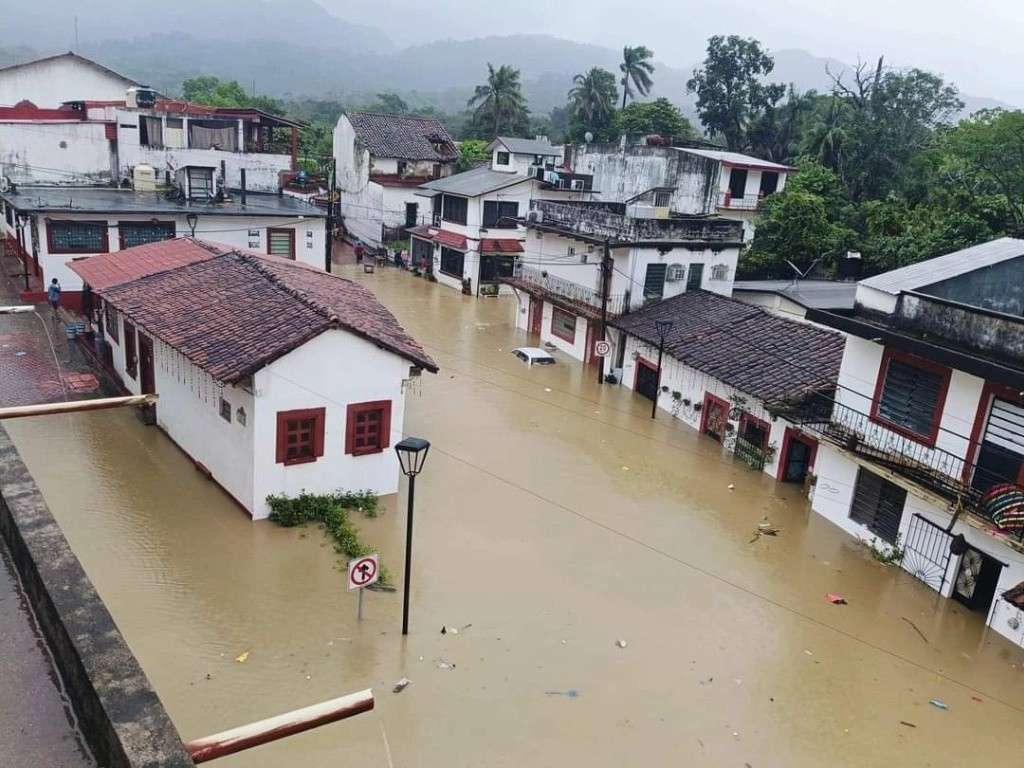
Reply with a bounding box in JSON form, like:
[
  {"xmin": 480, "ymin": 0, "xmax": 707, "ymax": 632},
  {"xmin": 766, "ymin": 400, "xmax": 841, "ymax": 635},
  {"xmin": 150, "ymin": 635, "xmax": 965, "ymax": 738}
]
[
  {"xmin": 597, "ymin": 238, "xmax": 611, "ymax": 385},
  {"xmin": 325, "ymin": 158, "xmax": 336, "ymax": 273}
]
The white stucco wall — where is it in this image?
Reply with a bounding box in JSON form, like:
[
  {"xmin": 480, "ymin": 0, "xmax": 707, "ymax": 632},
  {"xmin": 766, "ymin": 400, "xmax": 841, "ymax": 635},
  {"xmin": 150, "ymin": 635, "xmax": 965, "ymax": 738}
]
[
  {"xmin": 251, "ymin": 329, "xmax": 413, "ymax": 519},
  {"xmin": 26, "ymin": 212, "xmax": 325, "ymax": 290},
  {"xmin": 101, "ymin": 305, "xmax": 257, "ymax": 511},
  {"xmin": 619, "ymin": 333, "xmax": 788, "ymax": 479},
  {"xmin": 540, "ymin": 301, "xmax": 589, "ymax": 359},
  {"xmin": 0, "ymin": 121, "xmax": 114, "ymax": 183},
  {"xmin": 0, "ymin": 56, "xmax": 135, "ymax": 107}
]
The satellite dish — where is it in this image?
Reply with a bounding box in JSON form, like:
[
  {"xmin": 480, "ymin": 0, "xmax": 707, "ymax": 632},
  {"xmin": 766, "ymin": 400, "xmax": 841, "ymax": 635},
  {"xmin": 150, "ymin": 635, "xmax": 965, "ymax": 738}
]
[{"xmin": 584, "ymin": 131, "xmax": 594, "ymax": 144}]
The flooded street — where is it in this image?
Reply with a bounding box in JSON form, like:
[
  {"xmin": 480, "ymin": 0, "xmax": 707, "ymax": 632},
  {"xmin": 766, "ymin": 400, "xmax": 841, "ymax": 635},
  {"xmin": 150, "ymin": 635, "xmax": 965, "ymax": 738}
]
[{"xmin": 7, "ymin": 266, "xmax": 1024, "ymax": 766}]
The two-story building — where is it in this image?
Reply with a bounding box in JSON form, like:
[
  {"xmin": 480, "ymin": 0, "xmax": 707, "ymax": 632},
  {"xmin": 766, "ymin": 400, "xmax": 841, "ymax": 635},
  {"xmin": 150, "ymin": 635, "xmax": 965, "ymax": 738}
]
[
  {"xmin": 791, "ymin": 237, "xmax": 1024, "ymax": 647},
  {"xmin": 502, "ymin": 199, "xmax": 744, "ymax": 364},
  {"xmin": 0, "ymin": 184, "xmax": 327, "ymax": 307},
  {"xmin": 333, "ymin": 112, "xmax": 458, "ymax": 248},
  {"xmin": 569, "ymin": 140, "xmax": 791, "ymax": 240},
  {"xmin": 69, "ymin": 238, "xmax": 437, "ymax": 519},
  {"xmin": 411, "ymin": 136, "xmax": 596, "ymax": 296},
  {"xmin": 0, "ymin": 52, "xmax": 141, "ymax": 108}
]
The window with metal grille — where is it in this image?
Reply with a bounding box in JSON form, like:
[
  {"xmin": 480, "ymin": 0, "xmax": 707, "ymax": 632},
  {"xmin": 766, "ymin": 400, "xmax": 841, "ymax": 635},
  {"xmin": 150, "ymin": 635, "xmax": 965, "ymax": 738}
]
[
  {"xmin": 441, "ymin": 195, "xmax": 468, "ymax": 225},
  {"xmin": 119, "ymin": 221, "xmax": 175, "ymax": 249},
  {"xmin": 123, "ymin": 320, "xmax": 137, "ymax": 378},
  {"xmin": 439, "ymin": 247, "xmax": 464, "ymax": 278},
  {"xmin": 687, "ymin": 263, "xmax": 704, "ymax": 289},
  {"xmin": 219, "ymin": 397, "xmax": 232, "ymax": 423},
  {"xmin": 874, "ymin": 354, "xmax": 949, "ymax": 441},
  {"xmin": 47, "ymin": 221, "xmax": 107, "ymax": 254},
  {"xmin": 644, "ymin": 263, "xmax": 667, "ymax": 301},
  {"xmin": 105, "ymin": 301, "xmax": 119, "ymax": 343},
  {"xmin": 496, "ymin": 151, "xmax": 511, "ymax": 165},
  {"xmin": 551, "ymin": 307, "xmax": 577, "ymax": 342},
  {"xmin": 654, "ymin": 191, "xmax": 671, "ymax": 207},
  {"xmin": 275, "ymin": 408, "xmax": 325, "ymax": 465},
  {"xmin": 346, "ymin": 401, "xmax": 391, "ymax": 456},
  {"xmin": 710, "ymin": 264, "xmax": 729, "ymax": 281},
  {"xmin": 267, "ymin": 228, "xmax": 295, "ymax": 259},
  {"xmin": 482, "ymin": 200, "xmax": 518, "ymax": 228},
  {"xmin": 849, "ymin": 468, "xmax": 906, "ymax": 544}
]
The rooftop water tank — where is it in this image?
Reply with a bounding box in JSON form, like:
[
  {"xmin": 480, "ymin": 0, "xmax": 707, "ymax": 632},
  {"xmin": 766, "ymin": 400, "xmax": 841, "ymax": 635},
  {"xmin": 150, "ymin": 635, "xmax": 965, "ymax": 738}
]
[{"xmin": 133, "ymin": 164, "xmax": 157, "ymax": 192}]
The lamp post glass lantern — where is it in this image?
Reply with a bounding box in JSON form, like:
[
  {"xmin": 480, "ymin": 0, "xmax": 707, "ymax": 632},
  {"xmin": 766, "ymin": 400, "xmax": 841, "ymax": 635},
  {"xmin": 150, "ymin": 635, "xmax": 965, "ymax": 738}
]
[
  {"xmin": 651, "ymin": 320, "xmax": 674, "ymax": 420},
  {"xmin": 395, "ymin": 437, "xmax": 430, "ymax": 635}
]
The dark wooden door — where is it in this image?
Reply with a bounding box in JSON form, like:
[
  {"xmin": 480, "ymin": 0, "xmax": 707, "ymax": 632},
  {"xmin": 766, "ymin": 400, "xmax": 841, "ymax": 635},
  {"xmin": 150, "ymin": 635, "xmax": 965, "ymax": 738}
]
[
  {"xmin": 139, "ymin": 334, "xmax": 156, "ymax": 395},
  {"xmin": 783, "ymin": 439, "xmax": 812, "ymax": 482},
  {"xmin": 635, "ymin": 360, "xmax": 659, "ymax": 402},
  {"xmin": 529, "ymin": 297, "xmax": 543, "ymax": 335}
]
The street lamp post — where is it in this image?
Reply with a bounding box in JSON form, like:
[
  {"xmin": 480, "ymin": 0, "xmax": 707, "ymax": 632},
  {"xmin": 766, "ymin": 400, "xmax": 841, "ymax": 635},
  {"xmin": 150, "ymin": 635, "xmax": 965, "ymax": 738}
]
[
  {"xmin": 651, "ymin": 319, "xmax": 674, "ymax": 420},
  {"xmin": 394, "ymin": 437, "xmax": 430, "ymax": 636}
]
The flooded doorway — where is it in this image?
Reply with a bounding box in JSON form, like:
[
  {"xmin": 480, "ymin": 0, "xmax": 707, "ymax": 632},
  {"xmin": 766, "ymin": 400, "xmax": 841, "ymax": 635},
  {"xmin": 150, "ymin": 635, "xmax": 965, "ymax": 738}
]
[
  {"xmin": 780, "ymin": 429, "xmax": 817, "ymax": 483},
  {"xmin": 953, "ymin": 545, "xmax": 1005, "ymax": 615},
  {"xmin": 634, "ymin": 357, "xmax": 659, "ymax": 401},
  {"xmin": 139, "ymin": 334, "xmax": 155, "ymax": 395}
]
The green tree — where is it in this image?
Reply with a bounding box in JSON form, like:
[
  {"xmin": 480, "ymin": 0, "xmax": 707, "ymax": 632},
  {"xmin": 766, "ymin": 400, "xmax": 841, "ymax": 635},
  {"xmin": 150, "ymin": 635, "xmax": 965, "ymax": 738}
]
[
  {"xmin": 456, "ymin": 139, "xmax": 491, "ymax": 171},
  {"xmin": 567, "ymin": 67, "xmax": 618, "ymax": 141},
  {"xmin": 742, "ymin": 160, "xmax": 856, "ymax": 278},
  {"xmin": 942, "ymin": 109, "xmax": 1024, "ymax": 230},
  {"xmin": 467, "ymin": 63, "xmax": 529, "ymax": 139},
  {"xmin": 619, "ymin": 45, "xmax": 655, "ymax": 109},
  {"xmin": 182, "ymin": 75, "xmax": 284, "ymax": 114},
  {"xmin": 370, "ymin": 92, "xmax": 409, "ymax": 114},
  {"xmin": 612, "ymin": 98, "xmax": 692, "ymax": 139},
  {"xmin": 686, "ymin": 35, "xmax": 786, "ymax": 151}
]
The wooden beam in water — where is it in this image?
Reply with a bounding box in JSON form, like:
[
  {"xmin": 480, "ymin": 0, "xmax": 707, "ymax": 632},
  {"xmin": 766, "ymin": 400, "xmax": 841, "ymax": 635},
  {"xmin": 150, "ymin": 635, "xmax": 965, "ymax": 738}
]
[{"xmin": 0, "ymin": 394, "xmax": 158, "ymax": 420}]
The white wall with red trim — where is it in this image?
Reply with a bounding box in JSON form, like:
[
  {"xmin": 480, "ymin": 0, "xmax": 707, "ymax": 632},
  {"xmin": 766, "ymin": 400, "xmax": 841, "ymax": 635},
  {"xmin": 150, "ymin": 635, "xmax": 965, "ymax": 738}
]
[
  {"xmin": 618, "ymin": 331, "xmax": 789, "ymax": 480},
  {"xmin": 0, "ymin": 56, "xmax": 134, "ymax": 107},
  {"xmin": 10, "ymin": 211, "xmax": 325, "ymax": 292},
  {"xmin": 251, "ymin": 329, "xmax": 413, "ymax": 519}
]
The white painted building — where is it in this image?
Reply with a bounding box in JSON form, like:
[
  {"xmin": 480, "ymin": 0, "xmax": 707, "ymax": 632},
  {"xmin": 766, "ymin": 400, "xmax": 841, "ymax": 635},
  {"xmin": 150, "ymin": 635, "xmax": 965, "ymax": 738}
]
[
  {"xmin": 504, "ymin": 199, "xmax": 744, "ymax": 364},
  {"xmin": 70, "ymin": 239, "xmax": 437, "ymax": 519},
  {"xmin": 0, "ymin": 185, "xmax": 326, "ymax": 307},
  {"xmin": 569, "ymin": 141, "xmax": 791, "ymax": 240},
  {"xmin": 334, "ymin": 112, "xmax": 458, "ymax": 248},
  {"xmin": 412, "ymin": 137, "xmax": 596, "ymax": 296},
  {"xmin": 799, "ymin": 238, "xmax": 1024, "ymax": 647},
  {"xmin": 609, "ymin": 289, "xmax": 844, "ymax": 483},
  {"xmin": 0, "ymin": 52, "xmax": 140, "ymax": 108}
]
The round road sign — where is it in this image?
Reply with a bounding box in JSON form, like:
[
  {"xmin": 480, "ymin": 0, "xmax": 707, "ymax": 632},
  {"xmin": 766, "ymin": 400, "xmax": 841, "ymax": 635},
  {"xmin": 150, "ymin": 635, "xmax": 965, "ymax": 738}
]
[
  {"xmin": 594, "ymin": 340, "xmax": 612, "ymax": 357},
  {"xmin": 348, "ymin": 554, "xmax": 379, "ymax": 590}
]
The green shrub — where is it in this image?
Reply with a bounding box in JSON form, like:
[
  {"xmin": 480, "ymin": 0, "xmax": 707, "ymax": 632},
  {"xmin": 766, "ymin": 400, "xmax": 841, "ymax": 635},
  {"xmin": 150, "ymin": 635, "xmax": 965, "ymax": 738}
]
[{"xmin": 267, "ymin": 490, "xmax": 389, "ymax": 584}]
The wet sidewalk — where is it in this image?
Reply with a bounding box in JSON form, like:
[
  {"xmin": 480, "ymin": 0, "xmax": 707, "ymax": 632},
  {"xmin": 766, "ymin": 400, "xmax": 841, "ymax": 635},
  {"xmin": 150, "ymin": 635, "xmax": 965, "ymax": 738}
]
[{"xmin": 0, "ymin": 537, "xmax": 95, "ymax": 767}]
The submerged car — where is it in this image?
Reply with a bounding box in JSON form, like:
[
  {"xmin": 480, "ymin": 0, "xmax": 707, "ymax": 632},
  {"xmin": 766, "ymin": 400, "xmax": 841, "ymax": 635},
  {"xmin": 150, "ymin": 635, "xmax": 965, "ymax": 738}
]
[{"xmin": 512, "ymin": 347, "xmax": 556, "ymax": 365}]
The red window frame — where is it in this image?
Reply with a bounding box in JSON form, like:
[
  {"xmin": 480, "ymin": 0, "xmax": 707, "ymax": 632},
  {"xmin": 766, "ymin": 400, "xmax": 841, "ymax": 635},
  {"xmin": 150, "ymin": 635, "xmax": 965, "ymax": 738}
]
[
  {"xmin": 775, "ymin": 427, "xmax": 819, "ymax": 482},
  {"xmin": 275, "ymin": 408, "xmax": 326, "ymax": 465},
  {"xmin": 267, "ymin": 227, "xmax": 296, "ymax": 259},
  {"xmin": 699, "ymin": 392, "xmax": 731, "ymax": 440},
  {"xmin": 46, "ymin": 220, "xmax": 109, "ymax": 254},
  {"xmin": 963, "ymin": 381, "xmax": 1024, "ymax": 485},
  {"xmin": 345, "ymin": 401, "xmax": 392, "ymax": 456},
  {"xmin": 550, "ymin": 307, "xmax": 577, "ymax": 343},
  {"xmin": 737, "ymin": 411, "xmax": 770, "ymax": 451},
  {"xmin": 869, "ymin": 347, "xmax": 952, "ymax": 447},
  {"xmin": 123, "ymin": 319, "xmax": 137, "ymax": 379}
]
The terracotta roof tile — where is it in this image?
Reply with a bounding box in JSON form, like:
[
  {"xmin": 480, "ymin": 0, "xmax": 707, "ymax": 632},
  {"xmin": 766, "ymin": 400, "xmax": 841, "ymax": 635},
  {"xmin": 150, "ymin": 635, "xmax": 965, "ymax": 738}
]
[
  {"xmin": 97, "ymin": 240, "xmax": 437, "ymax": 382},
  {"xmin": 347, "ymin": 112, "xmax": 458, "ymax": 162},
  {"xmin": 611, "ymin": 291, "xmax": 843, "ymax": 406},
  {"xmin": 433, "ymin": 229, "xmax": 467, "ymax": 250},
  {"xmin": 480, "ymin": 238, "xmax": 524, "ymax": 253},
  {"xmin": 68, "ymin": 237, "xmax": 219, "ymax": 290}
]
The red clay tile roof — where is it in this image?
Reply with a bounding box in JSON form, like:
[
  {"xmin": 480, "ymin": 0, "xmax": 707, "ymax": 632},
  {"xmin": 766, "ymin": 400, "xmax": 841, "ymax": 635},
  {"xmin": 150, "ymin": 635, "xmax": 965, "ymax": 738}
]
[
  {"xmin": 432, "ymin": 229, "xmax": 468, "ymax": 250},
  {"xmin": 97, "ymin": 240, "xmax": 437, "ymax": 382},
  {"xmin": 480, "ymin": 238, "xmax": 524, "ymax": 254},
  {"xmin": 68, "ymin": 237, "xmax": 219, "ymax": 290},
  {"xmin": 611, "ymin": 290, "xmax": 844, "ymax": 407},
  {"xmin": 347, "ymin": 112, "xmax": 458, "ymax": 162}
]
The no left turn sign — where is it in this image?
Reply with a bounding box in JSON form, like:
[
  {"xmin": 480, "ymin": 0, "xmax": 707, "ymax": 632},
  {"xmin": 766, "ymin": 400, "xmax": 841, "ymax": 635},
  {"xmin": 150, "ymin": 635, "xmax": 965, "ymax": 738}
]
[{"xmin": 347, "ymin": 554, "xmax": 380, "ymax": 591}]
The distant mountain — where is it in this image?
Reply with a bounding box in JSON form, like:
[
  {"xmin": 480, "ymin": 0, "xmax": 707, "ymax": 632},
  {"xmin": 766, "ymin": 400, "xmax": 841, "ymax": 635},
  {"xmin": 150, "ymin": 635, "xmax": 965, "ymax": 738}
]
[{"xmin": 0, "ymin": 14, "xmax": 1012, "ymax": 122}]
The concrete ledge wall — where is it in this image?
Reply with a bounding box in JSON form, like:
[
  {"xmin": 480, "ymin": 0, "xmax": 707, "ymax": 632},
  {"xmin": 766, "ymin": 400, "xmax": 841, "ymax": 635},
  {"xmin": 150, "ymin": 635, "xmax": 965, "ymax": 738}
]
[{"xmin": 0, "ymin": 426, "xmax": 193, "ymax": 768}]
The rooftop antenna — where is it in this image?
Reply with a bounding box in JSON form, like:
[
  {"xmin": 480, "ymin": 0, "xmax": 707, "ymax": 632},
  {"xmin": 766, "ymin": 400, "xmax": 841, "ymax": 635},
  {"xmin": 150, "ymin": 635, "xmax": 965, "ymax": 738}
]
[{"xmin": 785, "ymin": 257, "xmax": 821, "ymax": 289}]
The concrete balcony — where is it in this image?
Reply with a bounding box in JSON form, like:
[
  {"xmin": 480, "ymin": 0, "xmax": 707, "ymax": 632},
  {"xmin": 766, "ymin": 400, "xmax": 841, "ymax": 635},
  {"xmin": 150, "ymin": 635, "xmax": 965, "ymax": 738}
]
[
  {"xmin": 716, "ymin": 192, "xmax": 761, "ymax": 211},
  {"xmin": 503, "ymin": 263, "xmax": 627, "ymax": 317}
]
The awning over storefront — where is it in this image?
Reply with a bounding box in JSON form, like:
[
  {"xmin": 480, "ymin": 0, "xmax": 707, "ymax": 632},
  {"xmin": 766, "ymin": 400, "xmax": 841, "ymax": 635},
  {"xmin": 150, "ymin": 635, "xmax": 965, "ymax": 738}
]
[{"xmin": 480, "ymin": 238, "xmax": 524, "ymax": 254}]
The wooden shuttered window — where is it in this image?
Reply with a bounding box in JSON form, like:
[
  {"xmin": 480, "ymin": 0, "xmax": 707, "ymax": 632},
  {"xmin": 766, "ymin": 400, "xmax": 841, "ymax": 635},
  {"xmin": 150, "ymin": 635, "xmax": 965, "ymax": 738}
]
[
  {"xmin": 849, "ymin": 468, "xmax": 906, "ymax": 544},
  {"xmin": 345, "ymin": 401, "xmax": 392, "ymax": 456},
  {"xmin": 873, "ymin": 351, "xmax": 950, "ymax": 442},
  {"xmin": 275, "ymin": 408, "xmax": 326, "ymax": 465}
]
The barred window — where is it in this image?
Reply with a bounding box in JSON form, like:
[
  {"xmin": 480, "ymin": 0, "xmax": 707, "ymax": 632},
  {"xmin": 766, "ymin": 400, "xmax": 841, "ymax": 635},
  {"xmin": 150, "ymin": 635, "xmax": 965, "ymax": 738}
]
[
  {"xmin": 48, "ymin": 221, "xmax": 108, "ymax": 254},
  {"xmin": 119, "ymin": 221, "xmax": 175, "ymax": 249}
]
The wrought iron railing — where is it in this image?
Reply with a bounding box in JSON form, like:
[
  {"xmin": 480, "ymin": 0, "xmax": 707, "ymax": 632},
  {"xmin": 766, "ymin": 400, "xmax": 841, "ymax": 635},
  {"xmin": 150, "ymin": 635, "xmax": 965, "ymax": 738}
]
[
  {"xmin": 716, "ymin": 192, "xmax": 761, "ymax": 211},
  {"xmin": 734, "ymin": 435, "xmax": 767, "ymax": 471},
  {"xmin": 509, "ymin": 264, "xmax": 626, "ymax": 315},
  {"xmin": 789, "ymin": 395, "xmax": 1021, "ymax": 532}
]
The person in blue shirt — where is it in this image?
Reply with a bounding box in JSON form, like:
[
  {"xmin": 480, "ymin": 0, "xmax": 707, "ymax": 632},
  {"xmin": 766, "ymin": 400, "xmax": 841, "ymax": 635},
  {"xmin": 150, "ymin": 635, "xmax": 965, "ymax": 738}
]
[{"xmin": 47, "ymin": 278, "xmax": 61, "ymax": 322}]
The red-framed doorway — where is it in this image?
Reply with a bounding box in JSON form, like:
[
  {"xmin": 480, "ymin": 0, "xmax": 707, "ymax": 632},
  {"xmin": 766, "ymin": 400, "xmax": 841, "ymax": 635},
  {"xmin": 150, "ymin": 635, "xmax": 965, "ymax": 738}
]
[
  {"xmin": 699, "ymin": 392, "xmax": 730, "ymax": 442},
  {"xmin": 776, "ymin": 427, "xmax": 818, "ymax": 483}
]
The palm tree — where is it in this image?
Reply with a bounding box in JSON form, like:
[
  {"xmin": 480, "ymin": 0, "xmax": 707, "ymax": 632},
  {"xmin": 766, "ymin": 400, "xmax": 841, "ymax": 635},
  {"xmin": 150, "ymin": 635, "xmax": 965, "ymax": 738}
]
[
  {"xmin": 568, "ymin": 68, "xmax": 618, "ymax": 135},
  {"xmin": 467, "ymin": 63, "xmax": 528, "ymax": 139},
  {"xmin": 619, "ymin": 45, "xmax": 655, "ymax": 109}
]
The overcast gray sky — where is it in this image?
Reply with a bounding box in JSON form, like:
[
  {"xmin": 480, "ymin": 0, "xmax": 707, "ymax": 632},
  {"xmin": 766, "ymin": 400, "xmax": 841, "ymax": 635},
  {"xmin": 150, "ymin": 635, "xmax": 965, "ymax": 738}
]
[{"xmin": 325, "ymin": 0, "xmax": 1024, "ymax": 104}]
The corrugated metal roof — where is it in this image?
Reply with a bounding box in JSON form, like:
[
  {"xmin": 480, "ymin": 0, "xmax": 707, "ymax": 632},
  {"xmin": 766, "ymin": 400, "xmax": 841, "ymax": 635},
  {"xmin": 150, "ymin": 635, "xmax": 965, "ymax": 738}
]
[
  {"xmin": 732, "ymin": 279, "xmax": 857, "ymax": 310},
  {"xmin": 490, "ymin": 136, "xmax": 561, "ymax": 156},
  {"xmin": 676, "ymin": 147, "xmax": 793, "ymax": 171},
  {"xmin": 419, "ymin": 165, "xmax": 531, "ymax": 197},
  {"xmin": 860, "ymin": 237, "xmax": 1024, "ymax": 295}
]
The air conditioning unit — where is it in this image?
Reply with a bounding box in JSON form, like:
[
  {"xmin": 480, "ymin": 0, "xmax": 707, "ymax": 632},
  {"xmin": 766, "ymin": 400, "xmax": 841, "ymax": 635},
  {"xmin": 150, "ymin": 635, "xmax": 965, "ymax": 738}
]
[
  {"xmin": 665, "ymin": 263, "xmax": 686, "ymax": 282},
  {"xmin": 527, "ymin": 210, "xmax": 544, "ymax": 224}
]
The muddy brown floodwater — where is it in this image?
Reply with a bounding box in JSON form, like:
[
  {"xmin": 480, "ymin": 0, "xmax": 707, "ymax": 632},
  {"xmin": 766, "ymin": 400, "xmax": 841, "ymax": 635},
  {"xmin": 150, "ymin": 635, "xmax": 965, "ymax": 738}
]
[{"xmin": 8, "ymin": 267, "xmax": 1024, "ymax": 767}]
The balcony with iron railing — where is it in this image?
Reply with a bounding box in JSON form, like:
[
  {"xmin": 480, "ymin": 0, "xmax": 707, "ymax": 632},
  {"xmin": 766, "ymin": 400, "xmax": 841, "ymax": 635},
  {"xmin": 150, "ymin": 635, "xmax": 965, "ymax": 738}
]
[
  {"xmin": 787, "ymin": 393, "xmax": 1024, "ymax": 544},
  {"xmin": 503, "ymin": 263, "xmax": 627, "ymax": 317},
  {"xmin": 529, "ymin": 200, "xmax": 743, "ymax": 244},
  {"xmin": 716, "ymin": 191, "xmax": 762, "ymax": 211}
]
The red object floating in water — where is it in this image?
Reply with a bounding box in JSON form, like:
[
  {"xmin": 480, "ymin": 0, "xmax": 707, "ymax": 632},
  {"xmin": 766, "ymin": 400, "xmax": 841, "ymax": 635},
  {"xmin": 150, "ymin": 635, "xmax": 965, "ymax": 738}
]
[{"xmin": 825, "ymin": 593, "xmax": 847, "ymax": 605}]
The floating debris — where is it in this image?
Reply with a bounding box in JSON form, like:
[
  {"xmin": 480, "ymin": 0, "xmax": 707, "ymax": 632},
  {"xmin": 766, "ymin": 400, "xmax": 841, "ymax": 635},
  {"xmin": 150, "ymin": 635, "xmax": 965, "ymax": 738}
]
[
  {"xmin": 899, "ymin": 720, "xmax": 917, "ymax": 728},
  {"xmin": 234, "ymin": 650, "xmax": 250, "ymax": 663},
  {"xmin": 825, "ymin": 593, "xmax": 848, "ymax": 605},
  {"xmin": 727, "ymin": 484, "xmax": 735, "ymax": 491},
  {"xmin": 615, "ymin": 639, "xmax": 628, "ymax": 649},
  {"xmin": 929, "ymin": 698, "xmax": 949, "ymax": 710},
  {"xmin": 393, "ymin": 677, "xmax": 411, "ymax": 693},
  {"xmin": 545, "ymin": 689, "xmax": 579, "ymax": 698}
]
